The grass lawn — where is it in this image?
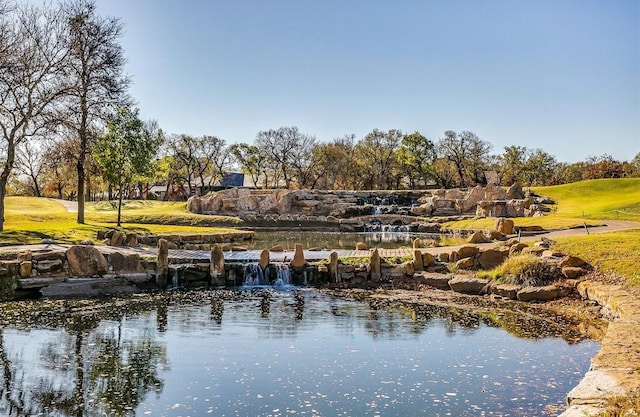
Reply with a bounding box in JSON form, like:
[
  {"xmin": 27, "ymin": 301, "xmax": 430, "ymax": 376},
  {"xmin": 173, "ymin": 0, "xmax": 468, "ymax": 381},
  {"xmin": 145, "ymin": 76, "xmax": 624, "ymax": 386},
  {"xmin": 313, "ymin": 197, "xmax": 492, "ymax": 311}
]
[
  {"xmin": 0, "ymin": 197, "xmax": 245, "ymax": 245},
  {"xmin": 553, "ymin": 230, "xmax": 640, "ymax": 287}
]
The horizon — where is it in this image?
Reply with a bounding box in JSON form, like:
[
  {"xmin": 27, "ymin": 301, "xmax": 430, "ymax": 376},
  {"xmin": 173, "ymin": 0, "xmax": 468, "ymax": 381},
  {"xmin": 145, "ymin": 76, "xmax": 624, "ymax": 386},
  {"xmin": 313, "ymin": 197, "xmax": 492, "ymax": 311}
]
[{"xmin": 93, "ymin": 0, "xmax": 639, "ymax": 163}]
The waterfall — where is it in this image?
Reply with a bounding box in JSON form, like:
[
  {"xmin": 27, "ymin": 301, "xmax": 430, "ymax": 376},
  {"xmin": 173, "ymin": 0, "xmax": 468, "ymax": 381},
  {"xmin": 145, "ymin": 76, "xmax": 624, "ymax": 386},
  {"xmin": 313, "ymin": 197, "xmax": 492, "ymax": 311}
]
[
  {"xmin": 269, "ymin": 263, "xmax": 291, "ymax": 287},
  {"xmin": 243, "ymin": 263, "xmax": 265, "ymax": 286},
  {"xmin": 171, "ymin": 267, "xmax": 179, "ymax": 288}
]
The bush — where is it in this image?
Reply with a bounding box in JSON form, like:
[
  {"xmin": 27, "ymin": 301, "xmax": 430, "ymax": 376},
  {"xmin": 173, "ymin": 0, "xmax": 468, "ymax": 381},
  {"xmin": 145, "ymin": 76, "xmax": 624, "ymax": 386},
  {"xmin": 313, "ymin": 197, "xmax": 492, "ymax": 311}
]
[{"xmin": 482, "ymin": 253, "xmax": 562, "ymax": 287}]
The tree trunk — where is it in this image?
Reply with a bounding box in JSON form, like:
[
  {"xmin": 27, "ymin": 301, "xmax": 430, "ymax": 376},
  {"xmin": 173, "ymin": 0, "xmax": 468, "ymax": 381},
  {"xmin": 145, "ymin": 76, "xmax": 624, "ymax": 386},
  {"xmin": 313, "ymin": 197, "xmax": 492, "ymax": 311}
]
[
  {"xmin": 117, "ymin": 186, "xmax": 123, "ymax": 227},
  {"xmin": 0, "ymin": 141, "xmax": 16, "ymax": 232},
  {"xmin": 77, "ymin": 157, "xmax": 85, "ymax": 224}
]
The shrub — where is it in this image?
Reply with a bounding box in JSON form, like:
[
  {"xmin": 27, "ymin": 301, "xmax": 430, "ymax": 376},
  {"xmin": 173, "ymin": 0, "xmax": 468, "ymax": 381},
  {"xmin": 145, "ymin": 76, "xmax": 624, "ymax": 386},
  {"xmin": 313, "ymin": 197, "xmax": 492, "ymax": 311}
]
[{"xmin": 482, "ymin": 253, "xmax": 562, "ymax": 287}]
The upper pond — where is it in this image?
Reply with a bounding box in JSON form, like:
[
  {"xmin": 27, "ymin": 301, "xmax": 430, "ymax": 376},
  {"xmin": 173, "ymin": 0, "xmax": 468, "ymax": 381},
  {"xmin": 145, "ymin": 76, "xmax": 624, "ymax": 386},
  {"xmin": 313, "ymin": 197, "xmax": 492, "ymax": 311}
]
[{"xmin": 0, "ymin": 289, "xmax": 597, "ymax": 416}]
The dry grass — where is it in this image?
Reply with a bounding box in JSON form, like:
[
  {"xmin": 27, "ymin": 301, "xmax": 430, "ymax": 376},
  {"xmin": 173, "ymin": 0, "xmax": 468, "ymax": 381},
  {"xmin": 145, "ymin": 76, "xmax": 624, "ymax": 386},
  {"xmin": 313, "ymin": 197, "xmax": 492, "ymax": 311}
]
[{"xmin": 478, "ymin": 253, "xmax": 561, "ymax": 286}]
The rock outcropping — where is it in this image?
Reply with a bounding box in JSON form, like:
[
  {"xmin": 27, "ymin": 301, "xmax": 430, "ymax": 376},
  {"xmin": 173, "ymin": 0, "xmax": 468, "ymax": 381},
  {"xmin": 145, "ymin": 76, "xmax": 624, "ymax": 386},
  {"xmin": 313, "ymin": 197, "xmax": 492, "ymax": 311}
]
[{"xmin": 186, "ymin": 185, "xmax": 553, "ymax": 220}]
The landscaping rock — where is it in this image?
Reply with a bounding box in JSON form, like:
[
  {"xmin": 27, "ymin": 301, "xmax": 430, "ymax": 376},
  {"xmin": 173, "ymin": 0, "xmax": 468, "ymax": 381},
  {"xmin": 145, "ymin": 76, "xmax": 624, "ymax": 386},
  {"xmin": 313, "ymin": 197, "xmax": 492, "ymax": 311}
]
[
  {"xmin": 270, "ymin": 245, "xmax": 284, "ymax": 252},
  {"xmin": 490, "ymin": 283, "xmax": 521, "ymax": 300},
  {"xmin": 355, "ymin": 242, "xmax": 368, "ymax": 250},
  {"xmin": 467, "ymin": 231, "xmax": 490, "ymax": 244},
  {"xmin": 35, "ymin": 259, "xmax": 64, "ymax": 274},
  {"xmin": 457, "ymin": 245, "xmax": 479, "ymax": 259},
  {"xmin": 562, "ymin": 266, "xmax": 587, "ymax": 279},
  {"xmin": 508, "ymin": 243, "xmax": 528, "ymax": 255},
  {"xmin": 66, "ymin": 245, "xmax": 109, "ymax": 277},
  {"xmin": 291, "ymin": 244, "xmax": 306, "ymax": 272},
  {"xmin": 477, "ymin": 248, "xmax": 508, "ymax": 269},
  {"xmin": 455, "ymin": 257, "xmax": 476, "ymax": 270},
  {"xmin": 108, "ymin": 252, "xmax": 144, "ymax": 274},
  {"xmin": 422, "ymin": 252, "xmax": 434, "ymax": 267},
  {"xmin": 560, "ymin": 255, "xmax": 587, "ymax": 268},
  {"xmin": 414, "ymin": 272, "xmax": 451, "ymax": 289},
  {"xmin": 449, "ymin": 277, "xmax": 490, "ymax": 294},
  {"xmin": 495, "ymin": 218, "xmax": 515, "ymax": 235},
  {"xmin": 109, "ymin": 231, "xmax": 126, "ymax": 246},
  {"xmin": 517, "ymin": 285, "xmax": 560, "ymax": 302},
  {"xmin": 124, "ymin": 233, "xmax": 139, "ymax": 247}
]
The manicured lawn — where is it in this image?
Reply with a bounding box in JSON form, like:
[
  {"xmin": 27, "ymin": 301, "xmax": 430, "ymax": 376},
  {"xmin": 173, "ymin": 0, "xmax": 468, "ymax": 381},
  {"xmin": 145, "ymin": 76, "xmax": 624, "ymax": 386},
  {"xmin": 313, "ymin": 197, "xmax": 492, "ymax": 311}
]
[{"xmin": 0, "ymin": 197, "xmax": 244, "ymax": 245}]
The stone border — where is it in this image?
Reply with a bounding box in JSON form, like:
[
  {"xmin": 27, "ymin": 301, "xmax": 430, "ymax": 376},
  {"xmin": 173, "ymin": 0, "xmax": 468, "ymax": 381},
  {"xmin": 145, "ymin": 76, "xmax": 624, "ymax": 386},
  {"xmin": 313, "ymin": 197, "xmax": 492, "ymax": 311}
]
[{"xmin": 559, "ymin": 281, "xmax": 640, "ymax": 416}]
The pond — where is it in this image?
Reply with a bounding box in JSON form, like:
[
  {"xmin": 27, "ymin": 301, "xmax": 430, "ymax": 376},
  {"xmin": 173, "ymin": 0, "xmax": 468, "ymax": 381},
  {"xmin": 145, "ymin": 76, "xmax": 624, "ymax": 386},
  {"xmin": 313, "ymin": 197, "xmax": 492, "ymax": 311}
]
[
  {"xmin": 0, "ymin": 289, "xmax": 597, "ymax": 416},
  {"xmin": 246, "ymin": 231, "xmax": 456, "ymax": 250}
]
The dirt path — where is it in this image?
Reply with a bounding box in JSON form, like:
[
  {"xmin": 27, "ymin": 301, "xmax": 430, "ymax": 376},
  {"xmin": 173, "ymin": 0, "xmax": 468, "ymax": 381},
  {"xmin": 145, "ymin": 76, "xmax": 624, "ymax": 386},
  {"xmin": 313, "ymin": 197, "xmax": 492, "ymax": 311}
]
[{"xmin": 49, "ymin": 198, "xmax": 77, "ymax": 213}]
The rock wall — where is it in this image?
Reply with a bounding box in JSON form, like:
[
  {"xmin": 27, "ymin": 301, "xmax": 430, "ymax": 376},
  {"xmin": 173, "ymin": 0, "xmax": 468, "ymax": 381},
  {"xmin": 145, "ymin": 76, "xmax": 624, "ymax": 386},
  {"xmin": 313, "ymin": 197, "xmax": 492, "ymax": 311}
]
[{"xmin": 186, "ymin": 184, "xmax": 553, "ymax": 220}]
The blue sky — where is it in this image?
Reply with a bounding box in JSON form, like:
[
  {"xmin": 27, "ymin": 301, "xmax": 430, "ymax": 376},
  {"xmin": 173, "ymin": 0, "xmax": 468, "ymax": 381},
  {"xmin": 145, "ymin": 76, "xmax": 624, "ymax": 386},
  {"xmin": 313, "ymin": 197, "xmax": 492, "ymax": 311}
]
[{"xmin": 94, "ymin": 0, "xmax": 639, "ymax": 163}]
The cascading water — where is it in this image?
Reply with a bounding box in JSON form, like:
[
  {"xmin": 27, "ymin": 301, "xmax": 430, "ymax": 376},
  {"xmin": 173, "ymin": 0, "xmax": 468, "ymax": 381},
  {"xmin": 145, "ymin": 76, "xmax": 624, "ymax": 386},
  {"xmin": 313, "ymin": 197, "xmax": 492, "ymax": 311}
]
[
  {"xmin": 267, "ymin": 263, "xmax": 291, "ymax": 287},
  {"xmin": 243, "ymin": 263, "xmax": 265, "ymax": 286}
]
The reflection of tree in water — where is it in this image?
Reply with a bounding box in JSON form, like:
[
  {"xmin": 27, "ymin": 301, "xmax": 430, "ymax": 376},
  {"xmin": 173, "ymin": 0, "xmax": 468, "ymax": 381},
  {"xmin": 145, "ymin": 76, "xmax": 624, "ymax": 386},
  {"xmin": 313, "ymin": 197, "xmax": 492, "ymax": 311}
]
[
  {"xmin": 0, "ymin": 300, "xmax": 168, "ymax": 417},
  {"xmin": 87, "ymin": 325, "xmax": 167, "ymax": 416}
]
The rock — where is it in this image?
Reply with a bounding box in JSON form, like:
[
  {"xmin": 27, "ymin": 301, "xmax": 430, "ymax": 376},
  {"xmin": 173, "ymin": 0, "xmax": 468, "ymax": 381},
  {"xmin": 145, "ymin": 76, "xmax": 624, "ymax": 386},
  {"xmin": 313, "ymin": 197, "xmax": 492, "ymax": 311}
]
[
  {"xmin": 484, "ymin": 184, "xmax": 507, "ymax": 200},
  {"xmin": 517, "ymin": 285, "xmax": 560, "ymax": 302},
  {"xmin": 270, "ymin": 245, "xmax": 284, "ymax": 252},
  {"xmin": 414, "ymin": 271, "xmax": 451, "ymax": 289},
  {"xmin": 412, "ymin": 238, "xmax": 421, "ymax": 249},
  {"xmin": 290, "ymin": 244, "xmax": 306, "ymax": 272},
  {"xmin": 80, "ymin": 239, "xmax": 94, "ymax": 246},
  {"xmin": 490, "ymin": 283, "xmax": 521, "ymax": 299},
  {"xmin": 542, "ymin": 249, "xmax": 564, "ymax": 258},
  {"xmin": 488, "ymin": 230, "xmax": 505, "ymax": 240},
  {"xmin": 157, "ymin": 239, "xmax": 169, "ymax": 287},
  {"xmin": 521, "ymin": 246, "xmax": 545, "ymax": 256},
  {"xmin": 413, "ymin": 250, "xmax": 423, "ymax": 271},
  {"xmin": 402, "ymin": 260, "xmax": 415, "ymax": 276},
  {"xmin": 108, "ymin": 252, "xmax": 144, "ymax": 274},
  {"xmin": 258, "ymin": 249, "xmax": 269, "ymax": 270},
  {"xmin": 355, "ymin": 242, "xmax": 368, "ymax": 250},
  {"xmin": 495, "ymin": 218, "xmax": 515, "ymax": 235},
  {"xmin": 210, "ymin": 244, "xmax": 225, "ymax": 284},
  {"xmin": 449, "ymin": 277, "xmax": 490, "ymax": 294},
  {"xmin": 17, "ymin": 251, "xmax": 32, "ymax": 262},
  {"xmin": 562, "ymin": 266, "xmax": 587, "ymax": 279},
  {"xmin": 560, "ymin": 255, "xmax": 586, "ymax": 268},
  {"xmin": 417, "ymin": 222, "xmax": 441, "ymax": 233},
  {"xmin": 41, "ymin": 238, "xmax": 55, "ymax": 244},
  {"xmin": 477, "ymin": 248, "xmax": 508, "ymax": 269},
  {"xmin": 517, "ymin": 225, "xmax": 544, "ymax": 232},
  {"xmin": 422, "ymin": 252, "xmax": 434, "ymax": 267},
  {"xmin": 506, "ymin": 182, "xmax": 524, "ymax": 199},
  {"xmin": 370, "ymin": 248, "xmax": 381, "ymax": 281},
  {"xmin": 462, "ymin": 185, "xmax": 486, "ymax": 212},
  {"xmin": 455, "ymin": 257, "xmax": 476, "ymax": 270},
  {"xmin": 109, "ymin": 231, "xmax": 126, "ymax": 246},
  {"xmin": 19, "ymin": 261, "xmax": 32, "ymax": 278},
  {"xmin": 34, "ymin": 259, "xmax": 63, "ymax": 274},
  {"xmin": 467, "ymin": 231, "xmax": 490, "ymax": 244},
  {"xmin": 508, "ymin": 243, "xmax": 528, "ymax": 255},
  {"xmin": 124, "ymin": 233, "xmax": 139, "ymax": 247},
  {"xmin": 457, "ymin": 245, "xmax": 479, "ymax": 259},
  {"xmin": 437, "ymin": 252, "xmax": 449, "ymax": 263},
  {"xmin": 66, "ymin": 245, "xmax": 109, "ymax": 277},
  {"xmin": 329, "ymin": 251, "xmax": 339, "ymax": 283}
]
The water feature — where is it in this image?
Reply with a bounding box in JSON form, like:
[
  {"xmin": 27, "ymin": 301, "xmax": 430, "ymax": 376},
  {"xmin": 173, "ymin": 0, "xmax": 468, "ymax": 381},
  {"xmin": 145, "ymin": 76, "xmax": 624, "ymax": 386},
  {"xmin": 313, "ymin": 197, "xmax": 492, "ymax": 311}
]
[
  {"xmin": 0, "ymin": 290, "xmax": 598, "ymax": 416},
  {"xmin": 248, "ymin": 230, "xmax": 443, "ymax": 250}
]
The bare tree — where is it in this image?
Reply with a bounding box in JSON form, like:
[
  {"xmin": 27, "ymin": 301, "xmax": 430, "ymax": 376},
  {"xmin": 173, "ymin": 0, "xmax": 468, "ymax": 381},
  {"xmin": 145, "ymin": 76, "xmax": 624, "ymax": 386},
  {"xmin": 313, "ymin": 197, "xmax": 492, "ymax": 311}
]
[
  {"xmin": 62, "ymin": 0, "xmax": 129, "ymax": 224},
  {"xmin": 16, "ymin": 141, "xmax": 47, "ymax": 197},
  {"xmin": 0, "ymin": 2, "xmax": 69, "ymax": 230}
]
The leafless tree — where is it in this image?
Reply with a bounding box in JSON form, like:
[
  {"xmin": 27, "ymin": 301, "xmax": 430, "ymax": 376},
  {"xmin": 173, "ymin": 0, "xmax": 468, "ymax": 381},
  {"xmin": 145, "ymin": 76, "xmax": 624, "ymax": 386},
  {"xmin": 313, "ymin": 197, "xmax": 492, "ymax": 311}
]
[{"xmin": 0, "ymin": 2, "xmax": 69, "ymax": 230}]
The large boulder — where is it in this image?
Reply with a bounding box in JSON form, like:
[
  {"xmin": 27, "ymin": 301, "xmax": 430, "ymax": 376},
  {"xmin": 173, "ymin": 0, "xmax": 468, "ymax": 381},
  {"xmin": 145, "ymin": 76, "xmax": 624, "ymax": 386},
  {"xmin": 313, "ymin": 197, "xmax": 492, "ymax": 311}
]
[
  {"xmin": 506, "ymin": 183, "xmax": 524, "ymax": 199},
  {"xmin": 495, "ymin": 218, "xmax": 514, "ymax": 235},
  {"xmin": 66, "ymin": 246, "xmax": 109, "ymax": 277},
  {"xmin": 517, "ymin": 285, "xmax": 560, "ymax": 302},
  {"xmin": 467, "ymin": 231, "xmax": 490, "ymax": 244},
  {"xmin": 490, "ymin": 283, "xmax": 521, "ymax": 300},
  {"xmin": 108, "ymin": 252, "xmax": 144, "ymax": 274},
  {"xmin": 477, "ymin": 248, "xmax": 509, "ymax": 269},
  {"xmin": 457, "ymin": 245, "xmax": 479, "ymax": 259},
  {"xmin": 414, "ymin": 272, "xmax": 451, "ymax": 289},
  {"xmin": 461, "ymin": 185, "xmax": 486, "ymax": 213},
  {"xmin": 449, "ymin": 277, "xmax": 490, "ymax": 294}
]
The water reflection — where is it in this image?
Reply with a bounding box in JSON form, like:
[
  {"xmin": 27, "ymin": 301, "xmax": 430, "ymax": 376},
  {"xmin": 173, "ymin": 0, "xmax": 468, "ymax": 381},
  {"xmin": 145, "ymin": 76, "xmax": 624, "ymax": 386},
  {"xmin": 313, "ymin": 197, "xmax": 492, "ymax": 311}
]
[{"xmin": 0, "ymin": 290, "xmax": 598, "ymax": 416}]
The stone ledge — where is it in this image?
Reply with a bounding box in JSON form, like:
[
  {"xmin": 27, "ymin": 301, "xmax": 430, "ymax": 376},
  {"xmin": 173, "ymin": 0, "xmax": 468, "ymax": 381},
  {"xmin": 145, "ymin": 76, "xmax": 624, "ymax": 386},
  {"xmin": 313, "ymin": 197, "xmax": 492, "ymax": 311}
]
[{"xmin": 559, "ymin": 282, "xmax": 640, "ymax": 417}]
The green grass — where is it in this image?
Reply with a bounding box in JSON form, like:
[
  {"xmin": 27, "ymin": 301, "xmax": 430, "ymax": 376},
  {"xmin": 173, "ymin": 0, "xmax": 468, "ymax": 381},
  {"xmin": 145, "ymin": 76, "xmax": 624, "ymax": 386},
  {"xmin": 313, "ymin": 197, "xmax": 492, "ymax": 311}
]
[
  {"xmin": 532, "ymin": 178, "xmax": 640, "ymax": 221},
  {"xmin": 0, "ymin": 197, "xmax": 245, "ymax": 245},
  {"xmin": 553, "ymin": 230, "xmax": 640, "ymax": 286}
]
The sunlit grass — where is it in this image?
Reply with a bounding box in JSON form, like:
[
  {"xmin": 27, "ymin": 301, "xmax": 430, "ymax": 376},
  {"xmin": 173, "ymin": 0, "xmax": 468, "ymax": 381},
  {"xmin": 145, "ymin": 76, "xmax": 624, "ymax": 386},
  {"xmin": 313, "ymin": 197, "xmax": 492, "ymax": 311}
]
[
  {"xmin": 0, "ymin": 197, "xmax": 245, "ymax": 245},
  {"xmin": 532, "ymin": 178, "xmax": 640, "ymax": 221},
  {"xmin": 553, "ymin": 230, "xmax": 640, "ymax": 287}
]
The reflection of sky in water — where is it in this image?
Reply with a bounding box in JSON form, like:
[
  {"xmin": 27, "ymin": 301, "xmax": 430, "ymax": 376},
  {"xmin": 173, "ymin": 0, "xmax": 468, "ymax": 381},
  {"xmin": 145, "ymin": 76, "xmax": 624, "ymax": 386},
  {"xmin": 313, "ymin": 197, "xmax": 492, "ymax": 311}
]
[{"xmin": 0, "ymin": 290, "xmax": 598, "ymax": 417}]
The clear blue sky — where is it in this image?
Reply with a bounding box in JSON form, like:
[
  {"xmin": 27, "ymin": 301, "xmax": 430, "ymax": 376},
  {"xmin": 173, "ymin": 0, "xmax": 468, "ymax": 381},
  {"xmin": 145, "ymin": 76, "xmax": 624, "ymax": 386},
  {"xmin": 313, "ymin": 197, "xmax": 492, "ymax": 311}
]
[{"xmin": 94, "ymin": 0, "xmax": 639, "ymax": 163}]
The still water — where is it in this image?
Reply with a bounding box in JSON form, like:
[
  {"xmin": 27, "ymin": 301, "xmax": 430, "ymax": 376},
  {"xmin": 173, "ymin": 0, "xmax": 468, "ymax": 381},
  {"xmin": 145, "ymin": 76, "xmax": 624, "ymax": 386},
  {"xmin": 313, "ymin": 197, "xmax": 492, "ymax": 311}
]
[
  {"xmin": 0, "ymin": 290, "xmax": 597, "ymax": 417},
  {"xmin": 247, "ymin": 231, "xmax": 448, "ymax": 250}
]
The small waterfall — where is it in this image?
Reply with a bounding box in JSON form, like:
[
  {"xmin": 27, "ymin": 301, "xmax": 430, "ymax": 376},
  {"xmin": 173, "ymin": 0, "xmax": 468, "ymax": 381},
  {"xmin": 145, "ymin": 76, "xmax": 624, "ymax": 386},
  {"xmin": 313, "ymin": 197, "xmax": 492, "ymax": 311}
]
[
  {"xmin": 171, "ymin": 268, "xmax": 179, "ymax": 288},
  {"xmin": 269, "ymin": 263, "xmax": 291, "ymax": 287},
  {"xmin": 243, "ymin": 263, "xmax": 265, "ymax": 286}
]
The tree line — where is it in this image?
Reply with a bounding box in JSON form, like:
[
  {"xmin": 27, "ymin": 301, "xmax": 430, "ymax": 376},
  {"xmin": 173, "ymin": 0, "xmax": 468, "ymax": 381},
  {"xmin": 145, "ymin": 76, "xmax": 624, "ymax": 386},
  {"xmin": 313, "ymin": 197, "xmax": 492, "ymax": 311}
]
[{"xmin": 2, "ymin": 1, "xmax": 639, "ymax": 231}]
